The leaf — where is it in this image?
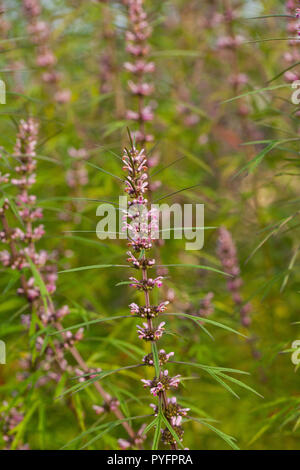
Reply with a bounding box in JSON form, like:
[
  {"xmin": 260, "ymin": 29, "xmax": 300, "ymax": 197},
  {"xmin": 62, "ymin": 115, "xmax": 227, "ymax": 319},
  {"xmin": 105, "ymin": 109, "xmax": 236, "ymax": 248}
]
[
  {"xmin": 217, "ymin": 372, "xmax": 263, "ymax": 398},
  {"xmin": 25, "ymin": 254, "xmax": 51, "ymax": 312},
  {"xmin": 57, "ymin": 364, "xmax": 144, "ymax": 399},
  {"xmin": 143, "ymin": 416, "xmax": 157, "ymax": 436},
  {"xmin": 152, "ymin": 416, "xmax": 161, "ymax": 450},
  {"xmin": 246, "ymin": 15, "xmax": 294, "ymax": 19},
  {"xmin": 5, "ymin": 196, "xmax": 24, "ymax": 226},
  {"xmin": 158, "ymin": 264, "xmax": 230, "ymax": 276},
  {"xmin": 172, "ymin": 361, "xmax": 250, "ymax": 375},
  {"xmin": 80, "ymin": 421, "xmax": 121, "ymax": 449},
  {"xmin": 222, "ymin": 84, "xmax": 289, "ymax": 104},
  {"xmin": 102, "ymin": 120, "xmax": 127, "ymax": 138},
  {"xmin": 151, "ymin": 156, "xmax": 186, "ymax": 177},
  {"xmin": 151, "ymin": 342, "xmax": 160, "ymax": 377},
  {"xmin": 164, "ymin": 312, "xmax": 247, "ymax": 338},
  {"xmin": 205, "ymin": 370, "xmax": 240, "ymax": 399},
  {"xmin": 161, "ymin": 414, "xmax": 184, "ymax": 449},
  {"xmin": 49, "ymin": 315, "xmax": 133, "ymax": 335},
  {"xmin": 234, "ymin": 142, "xmax": 278, "ymax": 178},
  {"xmin": 151, "ymin": 50, "xmax": 201, "ymax": 57},
  {"xmin": 10, "ymin": 401, "xmax": 39, "ymax": 450},
  {"xmin": 58, "ymin": 264, "xmax": 128, "ymax": 274},
  {"xmin": 38, "ymin": 403, "xmax": 46, "ymax": 450},
  {"xmin": 115, "ymin": 281, "xmax": 132, "ymax": 286},
  {"xmin": 188, "ymin": 417, "xmax": 239, "ymax": 450},
  {"xmin": 280, "ymin": 245, "xmax": 300, "ymax": 293},
  {"xmin": 61, "ymin": 415, "xmax": 151, "ymax": 449},
  {"xmin": 267, "ymin": 61, "xmax": 300, "ymax": 84},
  {"xmin": 85, "ymin": 161, "xmax": 123, "ymax": 181},
  {"xmin": 245, "ymin": 212, "xmax": 300, "ymax": 263}
]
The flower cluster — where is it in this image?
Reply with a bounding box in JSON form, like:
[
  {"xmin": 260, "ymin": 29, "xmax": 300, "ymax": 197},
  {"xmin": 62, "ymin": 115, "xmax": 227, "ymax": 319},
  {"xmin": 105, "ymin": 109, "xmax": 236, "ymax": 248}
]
[
  {"xmin": 124, "ymin": 0, "xmax": 155, "ymax": 145},
  {"xmin": 143, "ymin": 349, "xmax": 174, "ymax": 366},
  {"xmin": 123, "ymin": 141, "xmax": 184, "ymax": 448},
  {"xmin": 215, "ymin": 4, "xmax": 249, "ymax": 104},
  {"xmin": 177, "ymin": 101, "xmax": 200, "ymax": 128},
  {"xmin": 118, "ymin": 424, "xmax": 147, "ymax": 450},
  {"xmin": 129, "ymin": 276, "xmax": 163, "ymax": 290},
  {"xmin": 150, "ymin": 397, "xmax": 189, "ymax": 425},
  {"xmin": 75, "ymin": 368, "xmax": 102, "ymax": 383},
  {"xmin": 98, "ymin": 5, "xmax": 115, "ymax": 94},
  {"xmin": 283, "ymin": 1, "xmax": 300, "ymax": 82},
  {"xmin": 66, "ymin": 147, "xmax": 89, "ymax": 189},
  {"xmin": 62, "ymin": 328, "xmax": 84, "ymax": 349},
  {"xmin": 161, "ymin": 423, "xmax": 184, "ymax": 445},
  {"xmin": 93, "ymin": 397, "xmax": 120, "ymax": 415},
  {"xmin": 137, "ymin": 321, "xmax": 165, "ymax": 341},
  {"xmin": 198, "ymin": 292, "xmax": 214, "ymax": 318},
  {"xmin": 141, "ymin": 370, "xmax": 181, "ymax": 397},
  {"xmin": 0, "ymin": 119, "xmax": 50, "ymax": 286},
  {"xmin": 22, "ymin": 0, "xmax": 71, "ymax": 103},
  {"xmin": 130, "ymin": 300, "xmax": 169, "ymax": 318},
  {"xmin": 217, "ymin": 227, "xmax": 251, "ymax": 327},
  {"xmin": 216, "ymin": 34, "xmax": 244, "ymax": 49}
]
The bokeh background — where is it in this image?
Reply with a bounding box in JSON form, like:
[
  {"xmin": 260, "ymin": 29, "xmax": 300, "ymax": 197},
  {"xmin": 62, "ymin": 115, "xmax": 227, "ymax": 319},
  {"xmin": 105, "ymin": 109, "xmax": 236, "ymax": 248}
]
[{"xmin": 0, "ymin": 0, "xmax": 300, "ymax": 450}]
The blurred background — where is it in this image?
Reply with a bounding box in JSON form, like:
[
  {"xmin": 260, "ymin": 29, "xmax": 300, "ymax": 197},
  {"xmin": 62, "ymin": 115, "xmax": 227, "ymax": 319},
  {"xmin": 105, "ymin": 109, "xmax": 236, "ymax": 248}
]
[{"xmin": 0, "ymin": 0, "xmax": 300, "ymax": 450}]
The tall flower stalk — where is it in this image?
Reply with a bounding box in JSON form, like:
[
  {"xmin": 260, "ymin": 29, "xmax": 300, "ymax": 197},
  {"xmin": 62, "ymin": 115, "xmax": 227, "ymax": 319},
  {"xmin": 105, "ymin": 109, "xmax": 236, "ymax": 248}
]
[
  {"xmin": 217, "ymin": 227, "xmax": 261, "ymax": 360},
  {"xmin": 121, "ymin": 137, "xmax": 187, "ymax": 449},
  {"xmin": 217, "ymin": 227, "xmax": 252, "ymax": 327},
  {"xmin": 124, "ymin": 0, "xmax": 155, "ymax": 147},
  {"xmin": 22, "ymin": 0, "xmax": 71, "ymax": 103}
]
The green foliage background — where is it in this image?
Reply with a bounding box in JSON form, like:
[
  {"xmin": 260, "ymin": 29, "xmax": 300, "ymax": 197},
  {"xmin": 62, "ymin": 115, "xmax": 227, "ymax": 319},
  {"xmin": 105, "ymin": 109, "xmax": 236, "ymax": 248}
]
[{"xmin": 0, "ymin": 0, "xmax": 300, "ymax": 450}]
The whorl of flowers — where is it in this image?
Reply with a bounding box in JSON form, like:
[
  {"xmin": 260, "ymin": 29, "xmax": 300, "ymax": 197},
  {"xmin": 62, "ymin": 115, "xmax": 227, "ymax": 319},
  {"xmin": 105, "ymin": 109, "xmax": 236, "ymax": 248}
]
[
  {"xmin": 124, "ymin": 0, "xmax": 155, "ymax": 146},
  {"xmin": 150, "ymin": 397, "xmax": 189, "ymax": 426},
  {"xmin": 122, "ymin": 141, "xmax": 185, "ymax": 449},
  {"xmin": 217, "ymin": 227, "xmax": 251, "ymax": 327},
  {"xmin": 66, "ymin": 147, "xmax": 89, "ymax": 189},
  {"xmin": 22, "ymin": 0, "xmax": 71, "ymax": 103}
]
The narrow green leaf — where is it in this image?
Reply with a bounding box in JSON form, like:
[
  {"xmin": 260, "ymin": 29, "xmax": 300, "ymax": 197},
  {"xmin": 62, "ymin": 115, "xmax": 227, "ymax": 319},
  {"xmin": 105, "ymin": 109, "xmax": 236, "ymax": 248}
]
[
  {"xmin": 164, "ymin": 312, "xmax": 247, "ymax": 338},
  {"xmin": 152, "ymin": 416, "xmax": 161, "ymax": 450},
  {"xmin": 58, "ymin": 264, "xmax": 128, "ymax": 274},
  {"xmin": 188, "ymin": 417, "xmax": 239, "ymax": 450},
  {"xmin": 161, "ymin": 414, "xmax": 184, "ymax": 449},
  {"xmin": 49, "ymin": 315, "xmax": 133, "ymax": 335}
]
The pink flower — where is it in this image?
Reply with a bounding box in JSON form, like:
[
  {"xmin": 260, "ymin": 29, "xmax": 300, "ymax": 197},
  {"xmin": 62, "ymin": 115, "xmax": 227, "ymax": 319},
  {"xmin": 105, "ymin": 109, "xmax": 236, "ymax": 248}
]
[
  {"xmin": 93, "ymin": 405, "xmax": 105, "ymax": 415},
  {"xmin": 0, "ymin": 250, "xmax": 11, "ymax": 267},
  {"xmin": 128, "ymin": 80, "xmax": 153, "ymax": 96},
  {"xmin": 36, "ymin": 49, "xmax": 56, "ymax": 67},
  {"xmin": 54, "ymin": 89, "xmax": 71, "ymax": 104},
  {"xmin": 118, "ymin": 438, "xmax": 131, "ymax": 449},
  {"xmin": 142, "ymin": 370, "xmax": 181, "ymax": 396},
  {"xmin": 28, "ymin": 21, "xmax": 50, "ymax": 43},
  {"xmin": 23, "ymin": 0, "xmax": 41, "ymax": 17},
  {"xmin": 137, "ymin": 321, "xmax": 165, "ymax": 341},
  {"xmin": 124, "ymin": 60, "xmax": 155, "ymax": 74}
]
